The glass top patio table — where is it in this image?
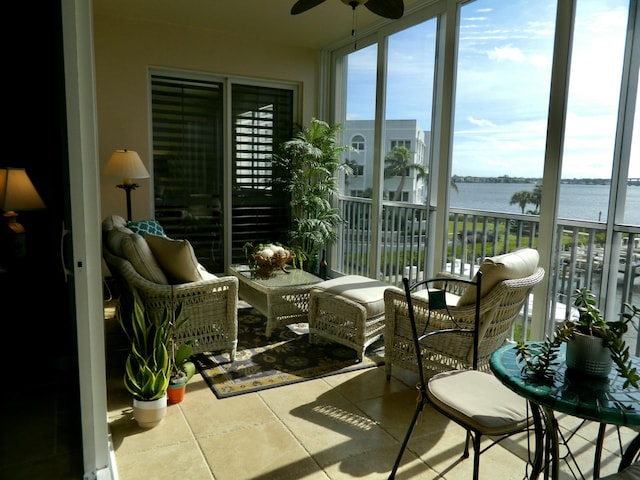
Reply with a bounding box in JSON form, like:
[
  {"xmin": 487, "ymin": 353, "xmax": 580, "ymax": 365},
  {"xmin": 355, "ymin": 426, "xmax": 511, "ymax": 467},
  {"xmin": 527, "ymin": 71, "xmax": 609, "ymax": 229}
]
[
  {"xmin": 229, "ymin": 264, "xmax": 322, "ymax": 289},
  {"xmin": 491, "ymin": 342, "xmax": 640, "ymax": 479},
  {"xmin": 490, "ymin": 342, "xmax": 640, "ymax": 427}
]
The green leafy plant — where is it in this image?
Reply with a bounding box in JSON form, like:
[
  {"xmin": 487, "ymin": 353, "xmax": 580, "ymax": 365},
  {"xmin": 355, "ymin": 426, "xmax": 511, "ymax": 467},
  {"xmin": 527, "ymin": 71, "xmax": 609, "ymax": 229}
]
[
  {"xmin": 271, "ymin": 118, "xmax": 353, "ymax": 270},
  {"xmin": 118, "ymin": 297, "xmax": 196, "ymax": 399},
  {"xmin": 166, "ymin": 301, "xmax": 196, "ymax": 386},
  {"xmin": 118, "ymin": 300, "xmax": 171, "ymax": 401},
  {"xmin": 516, "ymin": 288, "xmax": 639, "ymax": 388}
]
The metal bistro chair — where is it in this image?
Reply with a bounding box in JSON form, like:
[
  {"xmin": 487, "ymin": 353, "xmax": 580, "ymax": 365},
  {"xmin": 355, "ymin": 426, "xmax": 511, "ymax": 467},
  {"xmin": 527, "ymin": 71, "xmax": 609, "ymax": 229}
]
[{"xmin": 388, "ymin": 271, "xmax": 541, "ymax": 480}]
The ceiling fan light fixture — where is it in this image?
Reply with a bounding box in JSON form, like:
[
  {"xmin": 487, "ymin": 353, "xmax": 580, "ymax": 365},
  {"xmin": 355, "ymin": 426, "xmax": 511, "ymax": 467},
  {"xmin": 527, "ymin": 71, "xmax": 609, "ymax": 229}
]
[
  {"xmin": 341, "ymin": 0, "xmax": 367, "ymax": 8},
  {"xmin": 291, "ymin": 0, "xmax": 403, "ymax": 20}
]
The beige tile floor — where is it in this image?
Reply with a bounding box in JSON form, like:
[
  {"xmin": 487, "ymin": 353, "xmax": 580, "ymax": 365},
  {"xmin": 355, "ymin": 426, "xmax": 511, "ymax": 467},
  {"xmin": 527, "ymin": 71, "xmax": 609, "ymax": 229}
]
[{"xmin": 105, "ymin": 304, "xmax": 636, "ymax": 480}]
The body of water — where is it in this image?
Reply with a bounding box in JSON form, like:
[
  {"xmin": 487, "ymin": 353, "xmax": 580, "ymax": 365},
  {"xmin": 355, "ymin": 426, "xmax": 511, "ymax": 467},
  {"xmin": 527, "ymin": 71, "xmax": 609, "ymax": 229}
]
[{"xmin": 450, "ymin": 183, "xmax": 640, "ymax": 225}]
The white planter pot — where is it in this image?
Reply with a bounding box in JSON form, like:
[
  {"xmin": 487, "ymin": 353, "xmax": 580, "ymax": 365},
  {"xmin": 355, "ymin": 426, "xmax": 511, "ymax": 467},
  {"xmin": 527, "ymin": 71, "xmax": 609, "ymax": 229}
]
[
  {"xmin": 565, "ymin": 332, "xmax": 612, "ymax": 378},
  {"xmin": 133, "ymin": 394, "xmax": 168, "ymax": 428}
]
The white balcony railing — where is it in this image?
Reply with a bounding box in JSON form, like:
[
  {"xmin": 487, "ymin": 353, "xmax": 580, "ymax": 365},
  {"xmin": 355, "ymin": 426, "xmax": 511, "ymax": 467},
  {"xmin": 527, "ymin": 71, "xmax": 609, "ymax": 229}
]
[{"xmin": 336, "ymin": 196, "xmax": 640, "ymax": 353}]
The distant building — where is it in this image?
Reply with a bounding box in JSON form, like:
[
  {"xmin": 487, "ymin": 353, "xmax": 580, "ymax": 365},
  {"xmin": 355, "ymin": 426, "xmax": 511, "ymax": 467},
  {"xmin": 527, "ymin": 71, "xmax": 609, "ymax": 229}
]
[{"xmin": 342, "ymin": 119, "xmax": 429, "ymax": 203}]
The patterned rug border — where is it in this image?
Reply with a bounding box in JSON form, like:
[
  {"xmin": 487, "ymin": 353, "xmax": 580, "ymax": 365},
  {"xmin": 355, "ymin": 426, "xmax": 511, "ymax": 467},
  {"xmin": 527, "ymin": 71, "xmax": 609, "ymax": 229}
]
[{"xmin": 194, "ymin": 308, "xmax": 384, "ymax": 399}]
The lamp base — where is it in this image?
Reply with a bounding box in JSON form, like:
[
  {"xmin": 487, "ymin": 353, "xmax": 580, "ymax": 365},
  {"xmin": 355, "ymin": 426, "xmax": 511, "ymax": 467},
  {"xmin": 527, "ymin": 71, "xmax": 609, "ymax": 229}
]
[
  {"xmin": 116, "ymin": 183, "xmax": 139, "ymax": 222},
  {"xmin": 1, "ymin": 212, "xmax": 27, "ymax": 263},
  {"xmin": 4, "ymin": 212, "xmax": 26, "ymax": 234}
]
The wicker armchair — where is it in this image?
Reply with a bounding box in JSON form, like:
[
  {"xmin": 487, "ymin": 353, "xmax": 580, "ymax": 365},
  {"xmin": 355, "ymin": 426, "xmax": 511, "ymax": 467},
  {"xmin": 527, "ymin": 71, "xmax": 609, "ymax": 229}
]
[
  {"xmin": 384, "ymin": 265, "xmax": 544, "ymax": 379},
  {"xmin": 103, "ymin": 215, "xmax": 238, "ymax": 360}
]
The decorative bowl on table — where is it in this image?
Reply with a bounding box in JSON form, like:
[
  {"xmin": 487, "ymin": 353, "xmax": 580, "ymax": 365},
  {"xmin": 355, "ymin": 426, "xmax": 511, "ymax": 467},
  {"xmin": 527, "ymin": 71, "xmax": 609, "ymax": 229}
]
[{"xmin": 244, "ymin": 242, "xmax": 295, "ymax": 279}]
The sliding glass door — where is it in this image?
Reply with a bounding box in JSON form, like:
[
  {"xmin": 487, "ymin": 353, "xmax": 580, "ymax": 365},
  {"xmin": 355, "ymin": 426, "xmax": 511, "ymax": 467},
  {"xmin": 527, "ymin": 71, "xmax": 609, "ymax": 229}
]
[{"xmin": 151, "ymin": 72, "xmax": 297, "ymax": 273}]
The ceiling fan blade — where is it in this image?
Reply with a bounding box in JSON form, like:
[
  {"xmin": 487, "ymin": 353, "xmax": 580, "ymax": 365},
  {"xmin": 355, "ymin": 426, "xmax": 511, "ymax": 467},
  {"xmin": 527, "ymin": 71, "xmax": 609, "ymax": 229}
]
[
  {"xmin": 364, "ymin": 0, "xmax": 404, "ymax": 19},
  {"xmin": 291, "ymin": 0, "xmax": 328, "ymax": 15}
]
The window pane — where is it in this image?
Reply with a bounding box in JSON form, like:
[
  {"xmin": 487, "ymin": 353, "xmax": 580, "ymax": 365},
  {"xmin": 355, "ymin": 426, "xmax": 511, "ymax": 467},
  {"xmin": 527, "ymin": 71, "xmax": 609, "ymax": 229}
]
[
  {"xmin": 625, "ymin": 80, "xmax": 639, "ymax": 225},
  {"xmin": 560, "ymin": 0, "xmax": 630, "ymax": 223},
  {"xmin": 383, "ymin": 20, "xmax": 436, "ymax": 204},
  {"xmin": 452, "ymin": 0, "xmax": 555, "ymax": 214},
  {"xmin": 343, "ymin": 44, "xmax": 378, "ymax": 199}
]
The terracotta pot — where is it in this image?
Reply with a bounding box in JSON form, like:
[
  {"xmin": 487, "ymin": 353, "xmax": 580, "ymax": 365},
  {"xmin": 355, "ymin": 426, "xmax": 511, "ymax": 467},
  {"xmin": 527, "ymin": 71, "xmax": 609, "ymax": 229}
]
[
  {"xmin": 132, "ymin": 395, "xmax": 167, "ymax": 428},
  {"xmin": 167, "ymin": 383, "xmax": 186, "ymax": 404},
  {"xmin": 565, "ymin": 332, "xmax": 612, "ymax": 378}
]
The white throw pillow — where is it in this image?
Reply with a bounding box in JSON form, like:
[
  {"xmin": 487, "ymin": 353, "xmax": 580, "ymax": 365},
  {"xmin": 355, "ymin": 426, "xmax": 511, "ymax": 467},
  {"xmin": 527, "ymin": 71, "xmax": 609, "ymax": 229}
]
[
  {"xmin": 145, "ymin": 234, "xmax": 204, "ymax": 284},
  {"xmin": 457, "ymin": 248, "xmax": 539, "ymax": 306},
  {"xmin": 120, "ymin": 233, "xmax": 169, "ymax": 284}
]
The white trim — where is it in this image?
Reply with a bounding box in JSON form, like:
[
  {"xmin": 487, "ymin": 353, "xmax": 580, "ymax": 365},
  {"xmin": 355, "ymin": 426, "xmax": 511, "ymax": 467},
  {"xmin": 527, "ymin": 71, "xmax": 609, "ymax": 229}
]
[{"xmin": 62, "ymin": 0, "xmax": 114, "ymax": 478}]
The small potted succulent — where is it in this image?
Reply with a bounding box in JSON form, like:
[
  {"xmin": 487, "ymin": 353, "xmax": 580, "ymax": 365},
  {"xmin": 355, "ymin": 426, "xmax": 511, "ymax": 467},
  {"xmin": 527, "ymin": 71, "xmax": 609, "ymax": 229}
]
[
  {"xmin": 516, "ymin": 288, "xmax": 639, "ymax": 389},
  {"xmin": 166, "ymin": 301, "xmax": 196, "ymax": 404}
]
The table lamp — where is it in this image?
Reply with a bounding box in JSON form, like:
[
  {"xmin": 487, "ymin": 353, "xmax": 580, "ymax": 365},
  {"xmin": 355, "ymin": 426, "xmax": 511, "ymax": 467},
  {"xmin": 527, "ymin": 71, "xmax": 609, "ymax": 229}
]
[
  {"xmin": 104, "ymin": 149, "xmax": 150, "ymax": 221},
  {"xmin": 0, "ymin": 167, "xmax": 46, "ymax": 260},
  {"xmin": 0, "ymin": 167, "xmax": 46, "ymax": 231}
]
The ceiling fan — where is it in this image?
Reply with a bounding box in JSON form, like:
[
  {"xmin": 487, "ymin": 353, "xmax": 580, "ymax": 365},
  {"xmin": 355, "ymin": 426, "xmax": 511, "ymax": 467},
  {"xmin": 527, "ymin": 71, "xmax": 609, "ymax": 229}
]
[{"xmin": 291, "ymin": 0, "xmax": 404, "ymax": 20}]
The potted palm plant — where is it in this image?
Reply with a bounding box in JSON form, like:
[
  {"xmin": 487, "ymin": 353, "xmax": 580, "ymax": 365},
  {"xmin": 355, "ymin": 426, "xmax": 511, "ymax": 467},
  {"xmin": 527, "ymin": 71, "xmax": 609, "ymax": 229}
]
[
  {"xmin": 271, "ymin": 118, "xmax": 352, "ymax": 273},
  {"xmin": 118, "ymin": 299, "xmax": 171, "ymax": 428},
  {"xmin": 516, "ymin": 288, "xmax": 640, "ymax": 388}
]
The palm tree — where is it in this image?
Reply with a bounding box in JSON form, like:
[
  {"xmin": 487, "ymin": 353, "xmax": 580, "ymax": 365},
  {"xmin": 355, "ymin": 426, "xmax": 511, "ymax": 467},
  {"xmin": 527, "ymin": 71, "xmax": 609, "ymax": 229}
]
[
  {"xmin": 383, "ymin": 146, "xmax": 459, "ymax": 201},
  {"xmin": 384, "ymin": 146, "xmax": 427, "ymax": 200},
  {"xmin": 510, "ymin": 191, "xmax": 532, "ymax": 214},
  {"xmin": 530, "ymin": 184, "xmax": 542, "ymax": 214},
  {"xmin": 271, "ymin": 118, "xmax": 353, "ymax": 268}
]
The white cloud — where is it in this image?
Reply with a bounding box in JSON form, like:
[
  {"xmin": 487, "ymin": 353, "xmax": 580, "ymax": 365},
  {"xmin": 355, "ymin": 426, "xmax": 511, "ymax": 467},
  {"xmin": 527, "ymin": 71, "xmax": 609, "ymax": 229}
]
[
  {"xmin": 488, "ymin": 45, "xmax": 525, "ymax": 62},
  {"xmin": 468, "ymin": 116, "xmax": 496, "ymax": 127}
]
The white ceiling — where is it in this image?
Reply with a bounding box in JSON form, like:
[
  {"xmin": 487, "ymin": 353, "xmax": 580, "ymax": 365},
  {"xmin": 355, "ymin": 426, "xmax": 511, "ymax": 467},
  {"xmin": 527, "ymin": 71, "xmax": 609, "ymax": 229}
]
[{"xmin": 93, "ymin": 0, "xmax": 422, "ymax": 49}]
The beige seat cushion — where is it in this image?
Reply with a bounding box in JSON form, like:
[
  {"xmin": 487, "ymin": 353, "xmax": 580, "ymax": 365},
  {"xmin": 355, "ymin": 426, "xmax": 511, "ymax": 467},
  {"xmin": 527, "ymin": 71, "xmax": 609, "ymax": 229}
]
[
  {"xmin": 312, "ymin": 275, "xmax": 390, "ymax": 318},
  {"xmin": 599, "ymin": 463, "xmax": 640, "ymax": 480},
  {"xmin": 457, "ymin": 247, "xmax": 539, "ymax": 306},
  {"xmin": 413, "ymin": 288, "xmax": 461, "ymax": 306},
  {"xmin": 427, "ymin": 369, "xmax": 530, "ymax": 436},
  {"xmin": 120, "ymin": 233, "xmax": 168, "ymax": 284},
  {"xmin": 145, "ymin": 234, "xmax": 203, "ymax": 284}
]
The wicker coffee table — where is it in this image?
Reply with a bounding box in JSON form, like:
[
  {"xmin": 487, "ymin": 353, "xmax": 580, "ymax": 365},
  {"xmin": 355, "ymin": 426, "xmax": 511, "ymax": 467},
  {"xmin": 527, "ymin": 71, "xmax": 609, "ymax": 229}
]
[{"xmin": 228, "ymin": 264, "xmax": 323, "ymax": 338}]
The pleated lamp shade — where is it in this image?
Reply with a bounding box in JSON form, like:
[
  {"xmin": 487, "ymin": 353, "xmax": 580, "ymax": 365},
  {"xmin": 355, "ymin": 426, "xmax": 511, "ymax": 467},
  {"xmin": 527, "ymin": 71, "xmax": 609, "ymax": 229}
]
[
  {"xmin": 0, "ymin": 167, "xmax": 46, "ymax": 212},
  {"xmin": 104, "ymin": 149, "xmax": 149, "ymax": 185}
]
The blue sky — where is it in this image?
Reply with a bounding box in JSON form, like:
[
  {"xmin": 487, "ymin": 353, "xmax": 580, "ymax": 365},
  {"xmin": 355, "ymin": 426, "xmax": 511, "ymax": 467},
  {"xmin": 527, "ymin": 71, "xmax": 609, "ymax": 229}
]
[{"xmin": 347, "ymin": 0, "xmax": 638, "ymax": 179}]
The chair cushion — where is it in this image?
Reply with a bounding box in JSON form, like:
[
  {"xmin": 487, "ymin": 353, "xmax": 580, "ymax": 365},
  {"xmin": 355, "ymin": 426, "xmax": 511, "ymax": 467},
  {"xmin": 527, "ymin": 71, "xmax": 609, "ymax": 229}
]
[
  {"xmin": 599, "ymin": 462, "xmax": 640, "ymax": 480},
  {"xmin": 413, "ymin": 288, "xmax": 461, "ymax": 306},
  {"xmin": 120, "ymin": 233, "xmax": 168, "ymax": 284},
  {"xmin": 102, "ymin": 214, "xmax": 127, "ymax": 231},
  {"xmin": 145, "ymin": 234, "xmax": 203, "ymax": 284},
  {"xmin": 105, "ymin": 226, "xmax": 134, "ymax": 257},
  {"xmin": 127, "ymin": 219, "xmax": 167, "ymax": 238},
  {"xmin": 312, "ymin": 275, "xmax": 390, "ymax": 318},
  {"xmin": 427, "ymin": 370, "xmax": 530, "ymax": 436},
  {"xmin": 457, "ymin": 247, "xmax": 539, "ymax": 306}
]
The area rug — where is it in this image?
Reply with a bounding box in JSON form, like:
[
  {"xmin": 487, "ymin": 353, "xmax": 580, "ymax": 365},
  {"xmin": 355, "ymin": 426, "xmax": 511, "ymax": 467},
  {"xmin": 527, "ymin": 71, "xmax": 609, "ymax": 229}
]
[{"xmin": 193, "ymin": 307, "xmax": 384, "ymax": 398}]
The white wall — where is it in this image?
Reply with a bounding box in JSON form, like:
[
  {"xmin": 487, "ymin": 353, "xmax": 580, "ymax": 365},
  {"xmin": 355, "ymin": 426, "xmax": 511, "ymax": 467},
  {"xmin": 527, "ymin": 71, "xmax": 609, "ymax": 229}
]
[{"xmin": 93, "ymin": 13, "xmax": 323, "ymax": 220}]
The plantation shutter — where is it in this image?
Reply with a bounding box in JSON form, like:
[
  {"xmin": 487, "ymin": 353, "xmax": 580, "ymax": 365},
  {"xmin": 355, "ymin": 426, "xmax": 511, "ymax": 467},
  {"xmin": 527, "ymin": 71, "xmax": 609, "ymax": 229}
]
[
  {"xmin": 231, "ymin": 84, "xmax": 294, "ymax": 261},
  {"xmin": 151, "ymin": 74, "xmax": 296, "ymax": 271},
  {"xmin": 151, "ymin": 75, "xmax": 224, "ymax": 272}
]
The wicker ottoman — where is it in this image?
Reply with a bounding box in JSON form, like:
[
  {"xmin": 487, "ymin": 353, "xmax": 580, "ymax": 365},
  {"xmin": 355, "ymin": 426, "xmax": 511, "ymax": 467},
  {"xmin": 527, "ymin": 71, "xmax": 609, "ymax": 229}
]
[{"xmin": 308, "ymin": 275, "xmax": 390, "ymax": 361}]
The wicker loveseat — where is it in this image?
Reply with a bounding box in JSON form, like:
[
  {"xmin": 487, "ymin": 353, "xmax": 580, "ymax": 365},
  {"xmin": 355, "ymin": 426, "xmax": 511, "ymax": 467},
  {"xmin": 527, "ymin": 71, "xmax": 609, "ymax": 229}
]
[
  {"xmin": 384, "ymin": 248, "xmax": 544, "ymax": 379},
  {"xmin": 102, "ymin": 214, "xmax": 238, "ymax": 360}
]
